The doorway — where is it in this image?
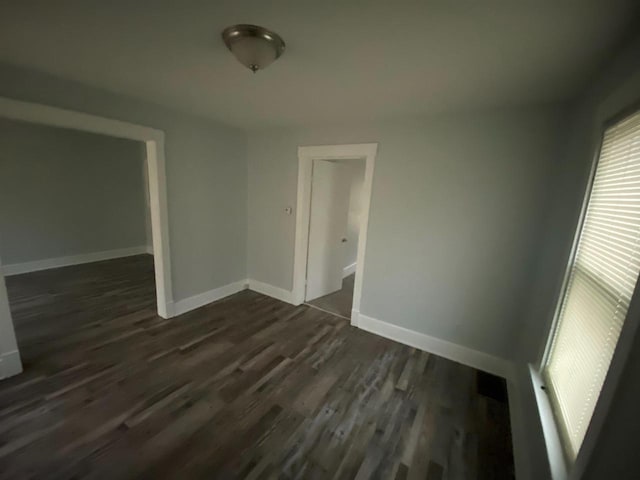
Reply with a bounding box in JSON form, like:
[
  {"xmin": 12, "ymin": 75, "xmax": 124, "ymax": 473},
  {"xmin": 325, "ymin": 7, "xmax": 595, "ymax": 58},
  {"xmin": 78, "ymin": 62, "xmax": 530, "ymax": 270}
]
[
  {"xmin": 292, "ymin": 143, "xmax": 377, "ymax": 325},
  {"xmin": 0, "ymin": 96, "xmax": 173, "ymax": 380},
  {"xmin": 305, "ymin": 159, "xmax": 365, "ymax": 319},
  {"xmin": 0, "ymin": 119, "xmax": 156, "ymax": 369}
]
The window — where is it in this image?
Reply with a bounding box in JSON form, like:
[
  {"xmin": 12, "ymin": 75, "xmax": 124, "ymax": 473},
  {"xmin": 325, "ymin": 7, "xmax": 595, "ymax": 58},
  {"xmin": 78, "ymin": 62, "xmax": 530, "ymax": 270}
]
[{"xmin": 544, "ymin": 107, "xmax": 640, "ymax": 462}]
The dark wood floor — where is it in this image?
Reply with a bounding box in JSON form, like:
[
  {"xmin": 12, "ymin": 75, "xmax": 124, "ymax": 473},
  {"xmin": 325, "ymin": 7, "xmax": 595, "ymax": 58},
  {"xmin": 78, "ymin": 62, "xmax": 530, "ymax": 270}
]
[
  {"xmin": 307, "ymin": 274, "xmax": 355, "ymax": 319},
  {"xmin": 0, "ymin": 255, "xmax": 514, "ymax": 479}
]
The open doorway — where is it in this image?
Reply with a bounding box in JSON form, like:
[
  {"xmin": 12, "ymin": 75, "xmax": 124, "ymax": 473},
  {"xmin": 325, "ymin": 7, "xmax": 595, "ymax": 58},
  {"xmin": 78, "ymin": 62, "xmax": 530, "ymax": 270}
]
[
  {"xmin": 304, "ymin": 159, "xmax": 365, "ymax": 318},
  {"xmin": 0, "ymin": 96, "xmax": 173, "ymax": 380},
  {"xmin": 292, "ymin": 143, "xmax": 377, "ymax": 325},
  {"xmin": 0, "ymin": 118, "xmax": 155, "ymax": 365}
]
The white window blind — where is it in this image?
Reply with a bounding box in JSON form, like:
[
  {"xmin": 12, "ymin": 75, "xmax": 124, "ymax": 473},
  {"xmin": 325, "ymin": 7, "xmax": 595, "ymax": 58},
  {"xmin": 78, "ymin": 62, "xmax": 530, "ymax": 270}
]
[{"xmin": 544, "ymin": 108, "xmax": 640, "ymax": 461}]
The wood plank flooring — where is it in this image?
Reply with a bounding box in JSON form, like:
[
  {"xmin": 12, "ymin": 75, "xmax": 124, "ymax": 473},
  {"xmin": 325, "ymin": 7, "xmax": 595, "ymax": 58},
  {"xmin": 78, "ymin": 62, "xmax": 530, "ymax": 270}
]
[{"xmin": 0, "ymin": 255, "xmax": 515, "ymax": 479}]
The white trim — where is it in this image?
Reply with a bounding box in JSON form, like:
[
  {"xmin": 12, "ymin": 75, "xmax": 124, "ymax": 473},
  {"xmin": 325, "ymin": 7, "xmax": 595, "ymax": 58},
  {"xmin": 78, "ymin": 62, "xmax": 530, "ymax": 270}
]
[
  {"xmin": 143, "ymin": 137, "xmax": 173, "ymax": 318},
  {"xmin": 530, "ymin": 366, "xmax": 568, "ymax": 480},
  {"xmin": 357, "ymin": 312, "xmax": 513, "ymax": 379},
  {"xmin": 248, "ymin": 279, "xmax": 295, "ymax": 305},
  {"xmin": 505, "ymin": 363, "xmax": 569, "ymax": 480},
  {"xmin": 342, "ymin": 262, "xmax": 357, "ymax": 278},
  {"xmin": 2, "ymin": 246, "xmax": 151, "ymax": 276},
  {"xmin": 293, "ymin": 143, "xmax": 377, "ymax": 324},
  {"xmin": 172, "ymin": 280, "xmax": 248, "ymax": 317},
  {"xmin": 507, "ymin": 364, "xmax": 552, "ymax": 480},
  {"xmin": 0, "ymin": 96, "xmax": 173, "ymax": 320},
  {"xmin": 0, "ymin": 350, "xmax": 22, "ymax": 380},
  {"xmin": 351, "ymin": 309, "xmax": 360, "ymax": 327},
  {"xmin": 0, "ymin": 97, "xmax": 161, "ymax": 141}
]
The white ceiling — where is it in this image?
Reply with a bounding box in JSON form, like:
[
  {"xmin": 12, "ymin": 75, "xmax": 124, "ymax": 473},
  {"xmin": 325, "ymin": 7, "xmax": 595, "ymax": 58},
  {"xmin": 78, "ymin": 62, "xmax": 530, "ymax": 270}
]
[{"xmin": 0, "ymin": 1, "xmax": 637, "ymax": 130}]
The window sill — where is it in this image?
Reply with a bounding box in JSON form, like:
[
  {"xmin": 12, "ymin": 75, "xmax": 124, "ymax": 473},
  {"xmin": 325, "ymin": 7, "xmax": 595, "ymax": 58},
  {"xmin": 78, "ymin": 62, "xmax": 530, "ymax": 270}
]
[{"xmin": 528, "ymin": 364, "xmax": 569, "ymax": 480}]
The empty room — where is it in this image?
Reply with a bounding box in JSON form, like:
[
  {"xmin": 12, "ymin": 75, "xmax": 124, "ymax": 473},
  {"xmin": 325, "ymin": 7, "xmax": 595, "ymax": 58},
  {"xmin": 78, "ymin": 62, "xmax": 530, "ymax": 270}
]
[
  {"xmin": 0, "ymin": 118, "xmax": 155, "ymax": 369},
  {"xmin": 0, "ymin": 2, "xmax": 639, "ymax": 479}
]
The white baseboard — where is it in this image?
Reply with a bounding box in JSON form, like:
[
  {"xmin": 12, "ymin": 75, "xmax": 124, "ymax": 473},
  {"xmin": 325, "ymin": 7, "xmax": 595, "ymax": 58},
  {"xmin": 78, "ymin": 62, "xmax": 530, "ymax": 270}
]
[
  {"xmin": 356, "ymin": 309, "xmax": 530, "ymax": 479},
  {"xmin": 356, "ymin": 312, "xmax": 528, "ymax": 476},
  {"xmin": 0, "ymin": 350, "xmax": 23, "ymax": 380},
  {"xmin": 357, "ymin": 313, "xmax": 513, "ymax": 380},
  {"xmin": 247, "ymin": 279, "xmax": 295, "ymax": 305},
  {"xmin": 172, "ymin": 279, "xmax": 248, "ymax": 317},
  {"xmin": 343, "ymin": 262, "xmax": 357, "ymax": 278},
  {"xmin": 2, "ymin": 246, "xmax": 150, "ymax": 276},
  {"xmin": 351, "ymin": 309, "xmax": 360, "ymax": 326}
]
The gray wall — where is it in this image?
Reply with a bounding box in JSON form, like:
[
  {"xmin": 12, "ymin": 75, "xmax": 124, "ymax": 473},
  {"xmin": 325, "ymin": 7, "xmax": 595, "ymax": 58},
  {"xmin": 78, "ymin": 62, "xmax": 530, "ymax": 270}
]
[
  {"xmin": 141, "ymin": 155, "xmax": 153, "ymax": 251},
  {"xmin": 0, "ymin": 63, "xmax": 248, "ymax": 302},
  {"xmin": 247, "ymin": 105, "xmax": 569, "ymax": 360},
  {"xmin": 515, "ymin": 28, "xmax": 640, "ymax": 480},
  {"xmin": 0, "ymin": 119, "xmax": 148, "ymax": 266}
]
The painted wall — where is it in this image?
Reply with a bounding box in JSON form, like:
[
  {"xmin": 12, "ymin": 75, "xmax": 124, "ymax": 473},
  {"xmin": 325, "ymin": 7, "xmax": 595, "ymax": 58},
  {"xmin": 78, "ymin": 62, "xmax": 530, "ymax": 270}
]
[
  {"xmin": 0, "ymin": 118, "xmax": 148, "ymax": 267},
  {"xmin": 344, "ymin": 160, "xmax": 366, "ymax": 270},
  {"xmin": 247, "ymin": 105, "xmax": 569, "ymax": 360},
  {"xmin": 514, "ymin": 29, "xmax": 640, "ymax": 480},
  {"xmin": 0, "ymin": 63, "xmax": 247, "ymax": 302},
  {"xmin": 141, "ymin": 153, "xmax": 153, "ymax": 250}
]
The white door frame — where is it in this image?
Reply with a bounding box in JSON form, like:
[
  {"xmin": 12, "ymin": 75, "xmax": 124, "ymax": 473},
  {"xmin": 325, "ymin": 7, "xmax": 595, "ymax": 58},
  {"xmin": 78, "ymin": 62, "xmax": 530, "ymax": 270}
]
[
  {"xmin": 0, "ymin": 96, "xmax": 174, "ymax": 319},
  {"xmin": 292, "ymin": 143, "xmax": 377, "ymax": 325}
]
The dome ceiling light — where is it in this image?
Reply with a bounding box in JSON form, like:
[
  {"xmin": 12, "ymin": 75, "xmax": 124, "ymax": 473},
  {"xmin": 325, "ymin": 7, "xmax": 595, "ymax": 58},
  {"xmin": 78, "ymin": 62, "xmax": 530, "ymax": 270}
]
[{"xmin": 222, "ymin": 24, "xmax": 286, "ymax": 73}]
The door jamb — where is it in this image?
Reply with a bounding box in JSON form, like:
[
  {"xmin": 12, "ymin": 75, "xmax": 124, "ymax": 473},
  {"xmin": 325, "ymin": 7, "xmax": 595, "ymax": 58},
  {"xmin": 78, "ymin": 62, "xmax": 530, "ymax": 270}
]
[
  {"xmin": 293, "ymin": 143, "xmax": 377, "ymax": 325},
  {"xmin": 0, "ymin": 97, "xmax": 174, "ymax": 322}
]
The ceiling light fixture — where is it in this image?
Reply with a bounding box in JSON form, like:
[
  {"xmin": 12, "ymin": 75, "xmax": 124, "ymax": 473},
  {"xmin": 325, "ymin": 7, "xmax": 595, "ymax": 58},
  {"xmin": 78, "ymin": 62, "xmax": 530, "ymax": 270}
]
[{"xmin": 222, "ymin": 24, "xmax": 286, "ymax": 73}]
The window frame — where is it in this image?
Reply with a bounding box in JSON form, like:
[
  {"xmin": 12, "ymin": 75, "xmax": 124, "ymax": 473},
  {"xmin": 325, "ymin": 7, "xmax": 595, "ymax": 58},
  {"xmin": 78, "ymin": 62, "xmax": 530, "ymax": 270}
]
[{"xmin": 540, "ymin": 103, "xmax": 640, "ymax": 478}]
